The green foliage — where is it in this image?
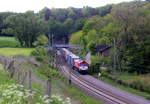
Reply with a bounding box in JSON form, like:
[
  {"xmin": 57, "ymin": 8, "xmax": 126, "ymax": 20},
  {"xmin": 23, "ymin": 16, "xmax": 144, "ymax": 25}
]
[
  {"xmin": 85, "ymin": 29, "xmax": 97, "ymax": 42},
  {"xmin": 100, "ymin": 75, "xmax": 150, "ymax": 99},
  {"xmin": 0, "ymin": 84, "xmax": 32, "ymax": 104},
  {"xmin": 70, "ymin": 1, "xmax": 150, "ymax": 74},
  {"xmin": 1, "ymin": 28, "xmax": 16, "ymax": 35},
  {"xmin": 100, "ymin": 67, "xmax": 109, "ymax": 76},
  {"xmin": 89, "ymin": 56, "xmax": 105, "ymax": 74},
  {"xmin": 69, "ymin": 31, "xmax": 83, "ymax": 45},
  {"xmin": 31, "ymin": 46, "xmax": 47, "ymax": 56},
  {"xmin": 0, "ymin": 64, "xmax": 15, "ymax": 84},
  {"xmin": 0, "ymin": 1, "xmax": 149, "ymax": 74},
  {"xmin": 103, "ymin": 73, "xmax": 150, "ymax": 95},
  {"xmin": 34, "ymin": 34, "xmax": 48, "ymax": 46},
  {"xmin": 31, "ymin": 46, "xmax": 47, "ymax": 62},
  {"xmin": 4, "ymin": 11, "xmax": 46, "ymax": 47},
  {"xmin": 87, "ymin": 41, "xmax": 96, "ymax": 55},
  {"xmin": 0, "ymin": 84, "xmax": 71, "ymax": 104},
  {"xmin": 0, "ymin": 37, "xmax": 20, "ymax": 47},
  {"xmin": 60, "ymin": 79, "xmax": 102, "ymax": 104},
  {"xmin": 38, "ymin": 69, "xmax": 59, "ymax": 78},
  {"xmin": 91, "ymin": 55, "xmax": 105, "ymax": 65}
]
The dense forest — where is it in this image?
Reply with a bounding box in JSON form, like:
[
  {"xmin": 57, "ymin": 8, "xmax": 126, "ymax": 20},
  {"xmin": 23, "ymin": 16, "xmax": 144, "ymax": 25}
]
[
  {"xmin": 0, "ymin": 0, "xmax": 150, "ymax": 74},
  {"xmin": 70, "ymin": 1, "xmax": 150, "ymax": 74}
]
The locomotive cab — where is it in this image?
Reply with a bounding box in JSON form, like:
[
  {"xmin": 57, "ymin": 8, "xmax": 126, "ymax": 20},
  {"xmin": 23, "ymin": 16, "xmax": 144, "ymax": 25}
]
[{"xmin": 74, "ymin": 59, "xmax": 89, "ymax": 74}]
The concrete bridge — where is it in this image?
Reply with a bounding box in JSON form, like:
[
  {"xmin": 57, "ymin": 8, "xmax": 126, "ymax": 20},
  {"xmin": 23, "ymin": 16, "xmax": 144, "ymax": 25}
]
[{"xmin": 52, "ymin": 44, "xmax": 80, "ymax": 49}]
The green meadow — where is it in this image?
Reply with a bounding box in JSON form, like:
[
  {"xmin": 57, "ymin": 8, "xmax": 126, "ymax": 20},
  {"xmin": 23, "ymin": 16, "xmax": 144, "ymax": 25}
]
[
  {"xmin": 0, "ymin": 37, "xmax": 20, "ymax": 47},
  {"xmin": 0, "ymin": 48, "xmax": 33, "ymax": 56}
]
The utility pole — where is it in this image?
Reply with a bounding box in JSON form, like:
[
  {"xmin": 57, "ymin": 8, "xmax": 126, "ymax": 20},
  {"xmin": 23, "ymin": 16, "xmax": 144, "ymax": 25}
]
[
  {"xmin": 48, "ymin": 34, "xmax": 51, "ymax": 48},
  {"xmin": 113, "ymin": 38, "xmax": 117, "ymax": 73},
  {"xmin": 48, "ymin": 34, "xmax": 54, "ymax": 47},
  {"xmin": 51, "ymin": 34, "xmax": 53, "ymax": 47},
  {"xmin": 69, "ymin": 69, "xmax": 72, "ymax": 85},
  {"xmin": 46, "ymin": 77, "xmax": 51, "ymax": 98}
]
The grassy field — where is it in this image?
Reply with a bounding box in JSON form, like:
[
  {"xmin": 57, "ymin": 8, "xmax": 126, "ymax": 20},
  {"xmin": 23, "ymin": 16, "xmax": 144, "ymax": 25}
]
[
  {"xmin": 0, "ymin": 37, "xmax": 20, "ymax": 47},
  {"xmin": 0, "ymin": 48, "xmax": 33, "ymax": 56}
]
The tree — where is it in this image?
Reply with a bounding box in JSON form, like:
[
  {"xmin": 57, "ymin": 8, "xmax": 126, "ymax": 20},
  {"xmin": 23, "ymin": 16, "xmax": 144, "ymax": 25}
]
[
  {"xmin": 0, "ymin": 12, "xmax": 14, "ymax": 34},
  {"xmin": 4, "ymin": 11, "xmax": 45, "ymax": 47},
  {"xmin": 44, "ymin": 8, "xmax": 51, "ymax": 21},
  {"xmin": 69, "ymin": 31, "xmax": 83, "ymax": 45},
  {"xmin": 34, "ymin": 34, "xmax": 48, "ymax": 46},
  {"xmin": 110, "ymin": 4, "xmax": 150, "ymax": 73},
  {"xmin": 87, "ymin": 41, "xmax": 96, "ymax": 55}
]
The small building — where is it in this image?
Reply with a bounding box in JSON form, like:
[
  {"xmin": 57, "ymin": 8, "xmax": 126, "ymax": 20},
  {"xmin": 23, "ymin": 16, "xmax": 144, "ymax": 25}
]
[{"xmin": 96, "ymin": 45, "xmax": 111, "ymax": 57}]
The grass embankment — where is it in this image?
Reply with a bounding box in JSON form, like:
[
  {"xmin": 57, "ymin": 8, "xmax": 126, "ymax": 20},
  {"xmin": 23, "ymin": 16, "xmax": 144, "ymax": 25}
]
[
  {"xmin": 0, "ymin": 37, "xmax": 20, "ymax": 47},
  {"xmin": 97, "ymin": 73, "xmax": 150, "ymax": 100},
  {"xmin": 58, "ymin": 78, "xmax": 102, "ymax": 104},
  {"xmin": 27, "ymin": 62, "xmax": 102, "ymax": 104},
  {"xmin": 0, "ymin": 48, "xmax": 33, "ymax": 56}
]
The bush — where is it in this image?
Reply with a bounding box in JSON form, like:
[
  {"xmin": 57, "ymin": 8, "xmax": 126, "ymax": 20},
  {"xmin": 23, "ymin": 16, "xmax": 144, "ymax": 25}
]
[
  {"xmin": 35, "ymin": 56, "xmax": 44, "ymax": 62},
  {"xmin": 31, "ymin": 46, "xmax": 47, "ymax": 56},
  {"xmin": 89, "ymin": 63, "xmax": 100, "ymax": 74},
  {"xmin": 38, "ymin": 69, "xmax": 60, "ymax": 78},
  {"xmin": 89, "ymin": 56, "xmax": 105, "ymax": 74},
  {"xmin": 31, "ymin": 46, "xmax": 47, "ymax": 62},
  {"xmin": 100, "ymin": 67, "xmax": 109, "ymax": 76},
  {"xmin": 34, "ymin": 34, "xmax": 48, "ymax": 46}
]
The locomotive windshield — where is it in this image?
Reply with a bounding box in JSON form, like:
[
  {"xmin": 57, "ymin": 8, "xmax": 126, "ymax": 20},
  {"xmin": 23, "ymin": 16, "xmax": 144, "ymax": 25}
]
[{"xmin": 80, "ymin": 63, "xmax": 88, "ymax": 66}]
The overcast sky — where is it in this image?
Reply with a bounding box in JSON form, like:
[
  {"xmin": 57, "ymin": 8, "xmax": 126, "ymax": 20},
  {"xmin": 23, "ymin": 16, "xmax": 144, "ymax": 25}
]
[{"xmin": 0, "ymin": 0, "xmax": 134, "ymax": 13}]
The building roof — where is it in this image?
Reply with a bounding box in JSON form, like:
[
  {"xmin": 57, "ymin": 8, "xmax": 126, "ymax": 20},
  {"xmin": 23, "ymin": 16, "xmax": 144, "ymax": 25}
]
[{"xmin": 96, "ymin": 45, "xmax": 111, "ymax": 52}]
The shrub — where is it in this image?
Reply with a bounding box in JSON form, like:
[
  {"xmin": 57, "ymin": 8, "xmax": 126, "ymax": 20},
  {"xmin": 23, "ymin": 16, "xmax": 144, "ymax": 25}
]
[
  {"xmin": 100, "ymin": 67, "xmax": 109, "ymax": 76},
  {"xmin": 89, "ymin": 63, "xmax": 100, "ymax": 74},
  {"xmin": 89, "ymin": 56, "xmax": 106, "ymax": 74},
  {"xmin": 31, "ymin": 46, "xmax": 48, "ymax": 62},
  {"xmin": 34, "ymin": 34, "xmax": 48, "ymax": 46},
  {"xmin": 31, "ymin": 46, "xmax": 47, "ymax": 56},
  {"xmin": 38, "ymin": 68, "xmax": 60, "ymax": 78},
  {"xmin": 35, "ymin": 56, "xmax": 44, "ymax": 62}
]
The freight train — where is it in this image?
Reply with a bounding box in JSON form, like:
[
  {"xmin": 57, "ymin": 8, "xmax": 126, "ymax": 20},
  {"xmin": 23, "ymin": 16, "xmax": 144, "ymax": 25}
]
[{"xmin": 60, "ymin": 48, "xmax": 89, "ymax": 74}]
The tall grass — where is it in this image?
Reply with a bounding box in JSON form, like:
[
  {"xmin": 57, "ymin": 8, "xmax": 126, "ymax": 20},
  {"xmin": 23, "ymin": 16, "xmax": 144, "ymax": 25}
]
[
  {"xmin": 99, "ymin": 73, "xmax": 150, "ymax": 99},
  {"xmin": 0, "ymin": 37, "xmax": 20, "ymax": 47},
  {"xmin": 0, "ymin": 64, "xmax": 15, "ymax": 84}
]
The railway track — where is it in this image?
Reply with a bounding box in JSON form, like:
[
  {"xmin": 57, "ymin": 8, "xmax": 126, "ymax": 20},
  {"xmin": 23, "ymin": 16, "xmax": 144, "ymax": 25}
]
[{"xmin": 56, "ymin": 50, "xmax": 150, "ymax": 104}]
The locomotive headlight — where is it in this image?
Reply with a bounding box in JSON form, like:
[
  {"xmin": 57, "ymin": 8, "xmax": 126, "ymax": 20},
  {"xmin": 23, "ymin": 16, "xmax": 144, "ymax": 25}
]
[{"xmin": 80, "ymin": 66, "xmax": 88, "ymax": 70}]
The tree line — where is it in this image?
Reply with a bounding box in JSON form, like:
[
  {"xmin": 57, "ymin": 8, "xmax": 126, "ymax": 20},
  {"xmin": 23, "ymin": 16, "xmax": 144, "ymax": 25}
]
[{"xmin": 0, "ymin": 5, "xmax": 112, "ymax": 47}]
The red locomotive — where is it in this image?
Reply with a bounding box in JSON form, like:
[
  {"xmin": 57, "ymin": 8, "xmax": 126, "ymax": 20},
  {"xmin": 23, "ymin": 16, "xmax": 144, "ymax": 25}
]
[{"xmin": 60, "ymin": 48, "xmax": 89, "ymax": 74}]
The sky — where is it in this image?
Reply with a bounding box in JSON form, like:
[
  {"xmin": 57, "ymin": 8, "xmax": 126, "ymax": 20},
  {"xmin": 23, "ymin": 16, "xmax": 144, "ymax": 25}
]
[{"xmin": 0, "ymin": 0, "xmax": 134, "ymax": 13}]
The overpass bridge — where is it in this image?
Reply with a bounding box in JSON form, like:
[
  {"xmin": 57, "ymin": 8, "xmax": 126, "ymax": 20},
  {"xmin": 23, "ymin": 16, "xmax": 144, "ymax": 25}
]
[{"xmin": 52, "ymin": 44, "xmax": 80, "ymax": 49}]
